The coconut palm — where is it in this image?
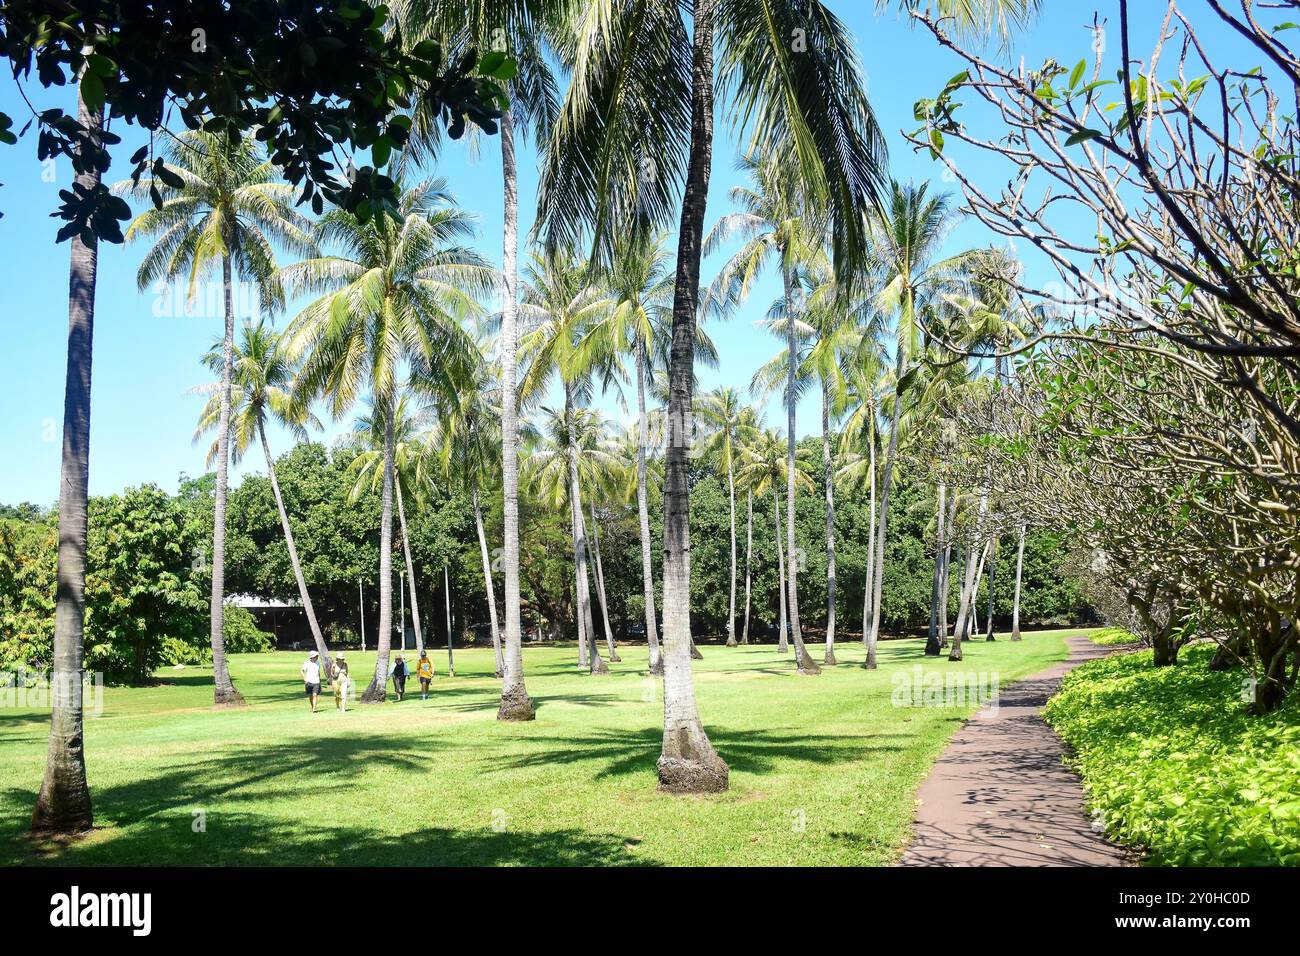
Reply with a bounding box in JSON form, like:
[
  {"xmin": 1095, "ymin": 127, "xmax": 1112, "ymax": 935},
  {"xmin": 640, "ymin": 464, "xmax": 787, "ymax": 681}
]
[
  {"xmin": 708, "ymin": 154, "xmax": 829, "ymax": 674},
  {"xmin": 697, "ymin": 387, "xmax": 754, "ymax": 647},
  {"xmin": 734, "ymin": 406, "xmax": 762, "ymax": 644},
  {"xmin": 277, "ymin": 179, "xmax": 492, "ymax": 702},
  {"xmin": 518, "ymin": 249, "xmax": 617, "ymax": 673},
  {"xmin": 418, "ymin": 340, "xmax": 508, "ymax": 675},
  {"xmin": 121, "ymin": 129, "xmax": 315, "ymax": 705},
  {"xmin": 737, "ymin": 428, "xmax": 814, "ymax": 652},
  {"xmin": 347, "ymin": 395, "xmax": 430, "ymax": 658},
  {"xmin": 192, "ymin": 319, "xmax": 332, "ymax": 671},
  {"xmin": 31, "ymin": 81, "xmax": 105, "ymax": 835},
  {"xmin": 523, "ymin": 403, "xmax": 621, "ymax": 671},
  {"xmin": 537, "ymin": 0, "xmax": 1039, "ymax": 791},
  {"xmin": 401, "ymin": 0, "xmax": 563, "ymax": 722}
]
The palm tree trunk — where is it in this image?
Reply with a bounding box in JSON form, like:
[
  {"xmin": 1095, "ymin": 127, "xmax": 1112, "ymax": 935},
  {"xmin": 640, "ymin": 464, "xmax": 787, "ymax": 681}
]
[
  {"xmin": 822, "ymin": 379, "xmax": 837, "ymax": 665},
  {"xmin": 566, "ymin": 387, "xmax": 606, "ymax": 675},
  {"xmin": 473, "ymin": 489, "xmax": 505, "ymax": 676},
  {"xmin": 444, "ymin": 563, "xmax": 454, "ymax": 676},
  {"xmin": 31, "ymin": 82, "xmax": 99, "ymax": 835},
  {"xmin": 866, "ymin": 358, "xmax": 905, "ymax": 669},
  {"xmin": 861, "ymin": 411, "xmax": 876, "ymax": 654},
  {"xmin": 656, "ymin": 0, "xmax": 727, "ymax": 794},
  {"xmin": 782, "ymin": 269, "xmax": 818, "ymax": 675},
  {"xmin": 361, "ymin": 395, "xmax": 397, "ymax": 701},
  {"xmin": 208, "ymin": 252, "xmax": 244, "ymax": 706},
  {"xmin": 1011, "ymin": 522, "xmax": 1026, "ymax": 641},
  {"xmin": 925, "ymin": 480, "xmax": 946, "ymax": 655},
  {"xmin": 726, "ymin": 451, "xmax": 738, "ymax": 647},
  {"xmin": 635, "ymin": 338, "xmax": 663, "ymax": 674},
  {"xmin": 774, "ymin": 487, "xmax": 789, "ymax": 653},
  {"xmin": 939, "ymin": 488, "xmax": 957, "ymax": 648},
  {"xmin": 589, "ymin": 498, "xmax": 620, "ymax": 662},
  {"xmin": 949, "ymin": 489, "xmax": 989, "ymax": 662},
  {"xmin": 395, "ymin": 482, "xmax": 425, "ymax": 655},
  {"xmin": 259, "ymin": 422, "xmax": 330, "ymax": 671},
  {"xmin": 741, "ymin": 488, "xmax": 753, "ymax": 644},
  {"xmin": 496, "ymin": 110, "xmax": 533, "ymax": 720},
  {"xmin": 985, "ymin": 534, "xmax": 998, "ymax": 641}
]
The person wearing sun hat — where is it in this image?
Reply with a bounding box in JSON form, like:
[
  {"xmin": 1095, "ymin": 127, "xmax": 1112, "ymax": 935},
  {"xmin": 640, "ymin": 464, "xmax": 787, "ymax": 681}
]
[
  {"xmin": 331, "ymin": 652, "xmax": 350, "ymax": 712},
  {"xmin": 387, "ymin": 652, "xmax": 409, "ymax": 701},
  {"xmin": 300, "ymin": 650, "xmax": 322, "ymax": 713}
]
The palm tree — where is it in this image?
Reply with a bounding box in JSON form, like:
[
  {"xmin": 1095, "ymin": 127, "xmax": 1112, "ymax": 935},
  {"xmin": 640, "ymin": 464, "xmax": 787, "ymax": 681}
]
[
  {"xmin": 737, "ymin": 428, "xmax": 814, "ymax": 652},
  {"xmin": 523, "ymin": 403, "xmax": 620, "ymax": 672},
  {"xmin": 121, "ymin": 130, "xmax": 314, "ymax": 705},
  {"xmin": 697, "ymin": 387, "xmax": 753, "ymax": 647},
  {"xmin": 31, "ymin": 80, "xmax": 103, "ymax": 835},
  {"xmin": 735, "ymin": 406, "xmax": 762, "ymax": 644},
  {"xmin": 708, "ymin": 154, "xmax": 829, "ymax": 675},
  {"xmin": 861, "ymin": 180, "xmax": 979, "ymax": 668},
  {"xmin": 347, "ymin": 395, "xmax": 429, "ymax": 657},
  {"xmin": 278, "ymin": 179, "xmax": 492, "ymax": 702},
  {"xmin": 403, "ymin": 0, "xmax": 562, "ymax": 721},
  {"xmin": 419, "ymin": 340, "xmax": 508, "ymax": 675},
  {"xmin": 192, "ymin": 319, "xmax": 332, "ymax": 671},
  {"xmin": 538, "ymin": 0, "xmax": 1037, "ymax": 792}
]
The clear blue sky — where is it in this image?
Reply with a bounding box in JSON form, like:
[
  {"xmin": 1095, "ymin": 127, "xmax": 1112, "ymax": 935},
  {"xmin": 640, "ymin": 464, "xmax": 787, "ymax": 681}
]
[{"xmin": 0, "ymin": 2, "xmax": 1243, "ymax": 505}]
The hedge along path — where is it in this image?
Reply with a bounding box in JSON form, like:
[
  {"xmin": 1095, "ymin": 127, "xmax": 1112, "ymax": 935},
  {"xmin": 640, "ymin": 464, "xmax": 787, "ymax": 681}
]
[{"xmin": 899, "ymin": 635, "xmax": 1133, "ymax": 867}]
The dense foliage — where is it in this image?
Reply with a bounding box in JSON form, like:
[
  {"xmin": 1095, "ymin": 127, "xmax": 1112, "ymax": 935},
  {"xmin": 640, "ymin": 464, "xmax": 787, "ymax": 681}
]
[
  {"xmin": 0, "ymin": 435, "xmax": 1090, "ymax": 678},
  {"xmin": 1045, "ymin": 644, "xmax": 1300, "ymax": 866}
]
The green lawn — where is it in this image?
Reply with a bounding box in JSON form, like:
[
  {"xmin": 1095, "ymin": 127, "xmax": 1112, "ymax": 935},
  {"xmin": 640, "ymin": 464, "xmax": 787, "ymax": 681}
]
[
  {"xmin": 1044, "ymin": 644, "xmax": 1300, "ymax": 866},
  {"xmin": 1, "ymin": 630, "xmax": 1074, "ymax": 866}
]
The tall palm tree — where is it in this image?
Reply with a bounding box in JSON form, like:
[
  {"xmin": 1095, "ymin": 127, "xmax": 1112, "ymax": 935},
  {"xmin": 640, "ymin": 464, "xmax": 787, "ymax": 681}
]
[
  {"xmin": 697, "ymin": 387, "xmax": 753, "ymax": 647},
  {"xmin": 31, "ymin": 80, "xmax": 104, "ymax": 835},
  {"xmin": 519, "ymin": 249, "xmax": 618, "ymax": 673},
  {"xmin": 523, "ymin": 403, "xmax": 620, "ymax": 671},
  {"xmin": 122, "ymin": 130, "xmax": 314, "ymax": 705},
  {"xmin": 538, "ymin": 0, "xmax": 1037, "ymax": 792},
  {"xmin": 402, "ymin": 0, "xmax": 562, "ymax": 721},
  {"xmin": 737, "ymin": 428, "xmax": 814, "ymax": 652},
  {"xmin": 419, "ymin": 339, "xmax": 508, "ymax": 675},
  {"xmin": 192, "ymin": 319, "xmax": 332, "ymax": 671},
  {"xmin": 347, "ymin": 395, "xmax": 429, "ymax": 657},
  {"xmin": 734, "ymin": 406, "xmax": 762, "ymax": 644},
  {"xmin": 861, "ymin": 180, "xmax": 978, "ymax": 668},
  {"xmin": 278, "ymin": 179, "xmax": 492, "ymax": 702},
  {"xmin": 708, "ymin": 154, "xmax": 829, "ymax": 674},
  {"xmin": 578, "ymin": 231, "xmax": 674, "ymax": 673}
]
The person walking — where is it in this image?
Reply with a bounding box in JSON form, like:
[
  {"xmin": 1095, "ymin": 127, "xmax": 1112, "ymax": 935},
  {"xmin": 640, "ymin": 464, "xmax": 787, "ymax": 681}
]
[
  {"xmin": 388, "ymin": 653, "xmax": 408, "ymax": 702},
  {"xmin": 331, "ymin": 652, "xmax": 351, "ymax": 712},
  {"xmin": 300, "ymin": 650, "xmax": 322, "ymax": 713},
  {"xmin": 415, "ymin": 650, "xmax": 434, "ymax": 700}
]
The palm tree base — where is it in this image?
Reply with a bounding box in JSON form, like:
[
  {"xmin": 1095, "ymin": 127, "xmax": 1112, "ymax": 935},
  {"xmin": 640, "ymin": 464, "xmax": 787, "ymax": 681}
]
[
  {"xmin": 689, "ymin": 644, "xmax": 704, "ymax": 660},
  {"xmin": 213, "ymin": 686, "xmax": 246, "ymax": 707},
  {"xmin": 497, "ymin": 686, "xmax": 536, "ymax": 721},
  {"xmin": 589, "ymin": 658, "xmax": 611, "ymax": 675},
  {"xmin": 823, "ymin": 649, "xmax": 838, "ymax": 665},
  {"xmin": 948, "ymin": 649, "xmax": 964, "ymax": 662},
  {"xmin": 657, "ymin": 726, "xmax": 729, "ymax": 794},
  {"xmin": 359, "ymin": 679, "xmax": 388, "ymax": 704},
  {"xmin": 1010, "ymin": 631, "xmax": 1022, "ymax": 642},
  {"xmin": 796, "ymin": 657, "xmax": 823, "ymax": 676},
  {"xmin": 609, "ymin": 652, "xmax": 622, "ymax": 662},
  {"xmin": 30, "ymin": 784, "xmax": 93, "ymax": 837},
  {"xmin": 986, "ymin": 635, "xmax": 996, "ymax": 642},
  {"xmin": 647, "ymin": 657, "xmax": 664, "ymax": 677}
]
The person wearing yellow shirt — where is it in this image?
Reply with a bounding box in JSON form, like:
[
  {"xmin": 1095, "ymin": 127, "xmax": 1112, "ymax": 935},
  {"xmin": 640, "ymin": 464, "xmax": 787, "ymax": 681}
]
[{"xmin": 415, "ymin": 651, "xmax": 434, "ymax": 700}]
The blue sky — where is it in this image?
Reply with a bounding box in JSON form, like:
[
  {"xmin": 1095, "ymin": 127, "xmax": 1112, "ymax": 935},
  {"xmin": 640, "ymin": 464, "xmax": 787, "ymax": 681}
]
[{"xmin": 0, "ymin": 2, "xmax": 1243, "ymax": 505}]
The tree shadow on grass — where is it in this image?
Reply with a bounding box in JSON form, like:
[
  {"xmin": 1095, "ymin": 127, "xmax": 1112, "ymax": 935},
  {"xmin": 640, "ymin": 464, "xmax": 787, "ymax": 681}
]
[
  {"xmin": 1, "ymin": 731, "xmax": 660, "ymax": 867},
  {"xmin": 488, "ymin": 725, "xmax": 908, "ymax": 781}
]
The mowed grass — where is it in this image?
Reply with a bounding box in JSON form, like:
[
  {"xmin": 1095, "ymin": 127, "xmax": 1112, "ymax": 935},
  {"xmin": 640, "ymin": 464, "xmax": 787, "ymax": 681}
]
[{"xmin": 0, "ymin": 630, "xmax": 1076, "ymax": 866}]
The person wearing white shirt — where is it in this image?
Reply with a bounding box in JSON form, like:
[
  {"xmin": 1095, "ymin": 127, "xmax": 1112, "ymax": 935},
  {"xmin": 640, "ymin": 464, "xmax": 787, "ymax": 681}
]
[{"xmin": 300, "ymin": 651, "xmax": 323, "ymax": 713}]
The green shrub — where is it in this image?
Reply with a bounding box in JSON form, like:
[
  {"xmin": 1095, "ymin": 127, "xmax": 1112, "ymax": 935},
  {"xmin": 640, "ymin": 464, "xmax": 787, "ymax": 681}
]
[
  {"xmin": 222, "ymin": 605, "xmax": 274, "ymax": 654},
  {"xmin": 1045, "ymin": 645, "xmax": 1300, "ymax": 865},
  {"xmin": 1089, "ymin": 626, "xmax": 1143, "ymax": 646},
  {"xmin": 159, "ymin": 636, "xmax": 210, "ymax": 667}
]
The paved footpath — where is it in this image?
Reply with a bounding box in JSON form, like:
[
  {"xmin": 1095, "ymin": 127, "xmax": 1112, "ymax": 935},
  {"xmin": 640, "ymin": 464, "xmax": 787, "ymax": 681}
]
[{"xmin": 899, "ymin": 635, "xmax": 1132, "ymax": 866}]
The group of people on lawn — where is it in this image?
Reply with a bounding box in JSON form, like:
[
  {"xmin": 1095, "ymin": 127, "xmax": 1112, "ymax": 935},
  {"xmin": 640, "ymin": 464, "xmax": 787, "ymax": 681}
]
[{"xmin": 298, "ymin": 649, "xmax": 436, "ymax": 713}]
